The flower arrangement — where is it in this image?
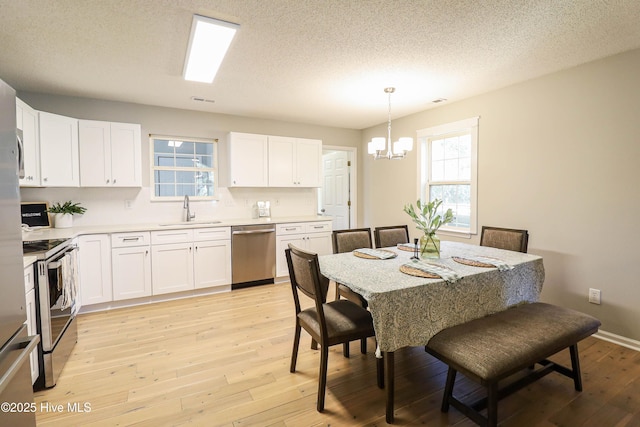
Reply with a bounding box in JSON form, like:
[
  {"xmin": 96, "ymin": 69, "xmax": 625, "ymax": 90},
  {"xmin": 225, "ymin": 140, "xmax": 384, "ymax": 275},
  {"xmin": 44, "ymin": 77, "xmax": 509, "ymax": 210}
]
[{"xmin": 403, "ymin": 199, "xmax": 453, "ymax": 258}]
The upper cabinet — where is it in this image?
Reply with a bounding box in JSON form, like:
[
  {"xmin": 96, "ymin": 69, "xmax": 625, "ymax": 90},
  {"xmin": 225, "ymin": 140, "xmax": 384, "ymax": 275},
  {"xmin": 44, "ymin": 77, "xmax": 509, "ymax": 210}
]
[
  {"xmin": 268, "ymin": 136, "xmax": 321, "ymax": 187},
  {"xmin": 16, "ymin": 98, "xmax": 40, "ymax": 186},
  {"xmin": 39, "ymin": 111, "xmax": 80, "ymax": 187},
  {"xmin": 219, "ymin": 132, "xmax": 269, "ymax": 187},
  {"xmin": 79, "ymin": 120, "xmax": 141, "ymax": 187},
  {"xmin": 220, "ymin": 132, "xmax": 322, "ymax": 188}
]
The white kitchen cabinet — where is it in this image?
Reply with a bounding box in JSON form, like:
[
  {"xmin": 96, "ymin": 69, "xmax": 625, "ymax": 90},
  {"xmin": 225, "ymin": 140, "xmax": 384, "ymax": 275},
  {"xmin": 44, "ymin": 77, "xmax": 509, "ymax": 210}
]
[
  {"xmin": 151, "ymin": 228, "xmax": 230, "ymax": 295},
  {"xmin": 111, "ymin": 232, "xmax": 151, "ymax": 301},
  {"xmin": 78, "ymin": 234, "xmax": 112, "ymax": 305},
  {"xmin": 16, "ymin": 98, "xmax": 41, "ymax": 187},
  {"xmin": 152, "ymin": 242, "xmax": 194, "ymax": 295},
  {"xmin": 193, "ymin": 227, "xmax": 231, "ymax": 290},
  {"xmin": 275, "ymin": 221, "xmax": 332, "ymax": 277},
  {"xmin": 23, "ymin": 265, "xmax": 38, "ymax": 384},
  {"xmin": 151, "ymin": 229, "xmax": 194, "ymax": 296},
  {"xmin": 193, "ymin": 240, "xmax": 231, "ymax": 290},
  {"xmin": 218, "ymin": 132, "xmax": 268, "ymax": 187},
  {"xmin": 268, "ymin": 136, "xmax": 322, "ymax": 187},
  {"xmin": 150, "ymin": 227, "xmax": 194, "ymax": 296},
  {"xmin": 79, "ymin": 120, "xmax": 142, "ymax": 187},
  {"xmin": 38, "ymin": 111, "xmax": 79, "ymax": 187}
]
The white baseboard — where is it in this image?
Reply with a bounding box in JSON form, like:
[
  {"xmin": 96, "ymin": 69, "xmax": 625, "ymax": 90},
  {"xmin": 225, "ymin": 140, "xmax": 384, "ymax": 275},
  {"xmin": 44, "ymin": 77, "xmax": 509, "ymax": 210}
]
[{"xmin": 594, "ymin": 330, "xmax": 640, "ymax": 352}]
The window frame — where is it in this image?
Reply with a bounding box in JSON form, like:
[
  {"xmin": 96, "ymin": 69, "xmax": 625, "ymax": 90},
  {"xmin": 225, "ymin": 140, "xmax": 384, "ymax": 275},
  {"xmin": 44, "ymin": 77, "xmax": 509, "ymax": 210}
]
[
  {"xmin": 416, "ymin": 117, "xmax": 479, "ymax": 237},
  {"xmin": 149, "ymin": 134, "xmax": 219, "ymax": 202}
]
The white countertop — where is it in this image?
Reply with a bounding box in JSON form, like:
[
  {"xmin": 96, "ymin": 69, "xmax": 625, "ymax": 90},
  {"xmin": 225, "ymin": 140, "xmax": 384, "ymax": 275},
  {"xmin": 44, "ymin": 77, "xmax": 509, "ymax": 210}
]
[
  {"xmin": 22, "ymin": 215, "xmax": 332, "ymax": 242},
  {"xmin": 23, "ymin": 255, "xmax": 38, "ymax": 268}
]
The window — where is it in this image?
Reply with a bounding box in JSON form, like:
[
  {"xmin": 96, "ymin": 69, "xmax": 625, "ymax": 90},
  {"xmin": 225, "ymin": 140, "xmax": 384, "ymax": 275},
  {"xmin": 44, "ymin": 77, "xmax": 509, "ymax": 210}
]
[
  {"xmin": 417, "ymin": 117, "xmax": 479, "ymax": 235},
  {"xmin": 150, "ymin": 135, "xmax": 217, "ymax": 200}
]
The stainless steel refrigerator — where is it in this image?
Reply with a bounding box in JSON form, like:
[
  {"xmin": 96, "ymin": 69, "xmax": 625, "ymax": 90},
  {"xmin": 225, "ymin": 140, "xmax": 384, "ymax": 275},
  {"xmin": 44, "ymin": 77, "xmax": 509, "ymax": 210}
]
[{"xmin": 0, "ymin": 77, "xmax": 39, "ymax": 426}]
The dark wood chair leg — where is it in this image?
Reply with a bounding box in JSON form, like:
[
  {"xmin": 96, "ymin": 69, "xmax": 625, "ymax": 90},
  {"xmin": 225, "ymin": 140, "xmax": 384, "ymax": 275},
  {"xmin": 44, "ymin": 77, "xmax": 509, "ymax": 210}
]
[
  {"xmin": 317, "ymin": 346, "xmax": 329, "ymax": 412},
  {"xmin": 441, "ymin": 368, "xmax": 456, "ymax": 412},
  {"xmin": 360, "ymin": 338, "xmax": 367, "ymax": 354},
  {"xmin": 311, "ymin": 339, "xmax": 318, "ymax": 350},
  {"xmin": 487, "ymin": 382, "xmax": 498, "ymax": 427},
  {"xmin": 569, "ymin": 344, "xmax": 583, "ymax": 391},
  {"xmin": 343, "ymin": 342, "xmax": 350, "ymax": 358},
  {"xmin": 290, "ymin": 324, "xmax": 301, "ymax": 372}
]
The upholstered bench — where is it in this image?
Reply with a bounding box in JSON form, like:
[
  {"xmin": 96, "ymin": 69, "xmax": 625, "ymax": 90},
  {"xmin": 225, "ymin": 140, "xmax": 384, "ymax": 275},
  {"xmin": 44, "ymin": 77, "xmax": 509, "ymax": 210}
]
[{"xmin": 426, "ymin": 302, "xmax": 601, "ymax": 427}]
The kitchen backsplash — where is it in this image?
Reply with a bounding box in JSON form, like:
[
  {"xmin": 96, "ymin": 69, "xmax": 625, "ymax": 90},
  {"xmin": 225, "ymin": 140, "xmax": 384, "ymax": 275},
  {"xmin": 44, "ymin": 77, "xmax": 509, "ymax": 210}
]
[{"xmin": 20, "ymin": 186, "xmax": 318, "ymax": 227}]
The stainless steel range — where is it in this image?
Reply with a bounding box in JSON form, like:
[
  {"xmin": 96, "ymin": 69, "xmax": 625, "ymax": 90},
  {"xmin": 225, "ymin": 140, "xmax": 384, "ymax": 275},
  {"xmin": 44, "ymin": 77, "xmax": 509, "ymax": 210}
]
[{"xmin": 23, "ymin": 238, "xmax": 78, "ymax": 389}]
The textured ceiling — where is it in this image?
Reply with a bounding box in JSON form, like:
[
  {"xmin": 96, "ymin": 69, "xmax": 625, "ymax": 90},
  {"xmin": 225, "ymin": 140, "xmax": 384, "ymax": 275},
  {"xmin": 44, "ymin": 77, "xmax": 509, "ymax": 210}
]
[{"xmin": 1, "ymin": 0, "xmax": 640, "ymax": 129}]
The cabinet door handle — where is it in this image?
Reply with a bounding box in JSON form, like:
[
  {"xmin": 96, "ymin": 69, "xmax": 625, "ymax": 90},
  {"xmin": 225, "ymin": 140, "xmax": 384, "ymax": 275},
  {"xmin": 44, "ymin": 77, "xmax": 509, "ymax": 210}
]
[
  {"xmin": 106, "ymin": 179, "xmax": 110, "ymax": 184},
  {"xmin": 43, "ymin": 177, "xmax": 48, "ymax": 182},
  {"xmin": 122, "ymin": 237, "xmax": 140, "ymax": 242},
  {"xmin": 113, "ymin": 179, "xmax": 116, "ymax": 184}
]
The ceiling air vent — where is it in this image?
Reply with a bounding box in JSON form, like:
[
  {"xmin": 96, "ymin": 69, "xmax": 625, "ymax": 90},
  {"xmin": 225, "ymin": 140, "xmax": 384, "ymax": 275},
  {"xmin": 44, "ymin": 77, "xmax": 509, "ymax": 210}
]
[{"xmin": 431, "ymin": 98, "xmax": 447, "ymax": 104}]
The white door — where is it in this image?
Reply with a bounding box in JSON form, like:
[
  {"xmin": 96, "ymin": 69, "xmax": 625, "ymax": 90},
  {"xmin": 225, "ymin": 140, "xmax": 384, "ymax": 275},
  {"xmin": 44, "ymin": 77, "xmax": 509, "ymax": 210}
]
[{"xmin": 322, "ymin": 151, "xmax": 350, "ymax": 230}]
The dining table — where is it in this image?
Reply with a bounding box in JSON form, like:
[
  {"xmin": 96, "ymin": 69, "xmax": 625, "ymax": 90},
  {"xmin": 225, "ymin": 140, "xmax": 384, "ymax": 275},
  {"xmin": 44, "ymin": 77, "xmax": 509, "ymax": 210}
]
[{"xmin": 318, "ymin": 240, "xmax": 545, "ymax": 423}]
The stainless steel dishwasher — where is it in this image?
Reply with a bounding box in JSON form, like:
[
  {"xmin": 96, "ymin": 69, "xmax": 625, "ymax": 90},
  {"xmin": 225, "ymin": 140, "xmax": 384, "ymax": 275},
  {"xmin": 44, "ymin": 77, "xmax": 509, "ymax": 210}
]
[{"xmin": 231, "ymin": 224, "xmax": 276, "ymax": 289}]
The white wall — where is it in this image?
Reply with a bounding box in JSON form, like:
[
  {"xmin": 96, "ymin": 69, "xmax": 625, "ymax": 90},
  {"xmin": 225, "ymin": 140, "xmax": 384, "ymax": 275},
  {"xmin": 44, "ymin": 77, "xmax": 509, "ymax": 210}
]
[
  {"xmin": 360, "ymin": 48, "xmax": 640, "ymax": 341},
  {"xmin": 18, "ymin": 95, "xmax": 361, "ymax": 226}
]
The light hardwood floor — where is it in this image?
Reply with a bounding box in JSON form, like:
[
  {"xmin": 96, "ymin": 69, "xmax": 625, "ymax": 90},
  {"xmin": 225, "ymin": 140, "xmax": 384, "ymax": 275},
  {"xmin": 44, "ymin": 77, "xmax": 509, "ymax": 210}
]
[{"xmin": 34, "ymin": 283, "xmax": 640, "ymax": 426}]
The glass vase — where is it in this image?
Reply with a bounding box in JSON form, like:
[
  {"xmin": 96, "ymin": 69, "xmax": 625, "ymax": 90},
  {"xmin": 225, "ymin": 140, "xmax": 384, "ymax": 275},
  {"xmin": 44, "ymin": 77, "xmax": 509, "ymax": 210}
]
[{"xmin": 420, "ymin": 233, "xmax": 440, "ymax": 259}]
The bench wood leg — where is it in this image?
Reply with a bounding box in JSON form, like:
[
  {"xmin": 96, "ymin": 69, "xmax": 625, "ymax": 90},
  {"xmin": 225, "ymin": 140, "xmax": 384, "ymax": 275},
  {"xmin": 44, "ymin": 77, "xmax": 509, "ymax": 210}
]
[
  {"xmin": 487, "ymin": 382, "xmax": 498, "ymax": 427},
  {"xmin": 442, "ymin": 368, "xmax": 456, "ymax": 412},
  {"xmin": 569, "ymin": 344, "xmax": 582, "ymax": 391}
]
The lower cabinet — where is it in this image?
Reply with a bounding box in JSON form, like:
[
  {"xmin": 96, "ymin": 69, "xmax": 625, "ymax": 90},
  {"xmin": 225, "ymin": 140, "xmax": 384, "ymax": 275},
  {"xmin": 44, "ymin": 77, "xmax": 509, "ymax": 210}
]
[
  {"xmin": 275, "ymin": 221, "xmax": 332, "ymax": 277},
  {"xmin": 78, "ymin": 234, "xmax": 112, "ymax": 305},
  {"xmin": 23, "ymin": 265, "xmax": 38, "ymax": 384},
  {"xmin": 194, "ymin": 239, "xmax": 231, "ymax": 289},
  {"xmin": 111, "ymin": 232, "xmax": 152, "ymax": 301},
  {"xmin": 151, "ymin": 242, "xmax": 194, "ymax": 295},
  {"xmin": 151, "ymin": 228, "xmax": 231, "ymax": 295}
]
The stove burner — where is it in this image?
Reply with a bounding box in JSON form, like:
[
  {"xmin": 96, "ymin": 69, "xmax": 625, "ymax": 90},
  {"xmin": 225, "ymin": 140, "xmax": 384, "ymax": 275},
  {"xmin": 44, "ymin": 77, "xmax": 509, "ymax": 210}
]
[{"xmin": 23, "ymin": 239, "xmax": 69, "ymax": 255}]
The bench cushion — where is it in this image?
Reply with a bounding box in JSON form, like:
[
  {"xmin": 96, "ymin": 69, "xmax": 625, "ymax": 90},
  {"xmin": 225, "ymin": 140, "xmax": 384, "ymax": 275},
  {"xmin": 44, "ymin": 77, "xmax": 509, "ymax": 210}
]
[{"xmin": 427, "ymin": 303, "xmax": 601, "ymax": 384}]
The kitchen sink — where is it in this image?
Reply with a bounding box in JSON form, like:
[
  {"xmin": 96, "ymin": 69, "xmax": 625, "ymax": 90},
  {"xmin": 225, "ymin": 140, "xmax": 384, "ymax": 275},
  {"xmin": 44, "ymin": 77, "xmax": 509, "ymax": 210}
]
[{"xmin": 158, "ymin": 220, "xmax": 222, "ymax": 226}]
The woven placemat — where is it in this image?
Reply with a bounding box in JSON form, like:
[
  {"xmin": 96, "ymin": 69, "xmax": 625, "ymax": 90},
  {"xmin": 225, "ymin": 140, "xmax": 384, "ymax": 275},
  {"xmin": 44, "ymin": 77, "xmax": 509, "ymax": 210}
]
[
  {"xmin": 353, "ymin": 249, "xmax": 397, "ymax": 259},
  {"xmin": 396, "ymin": 244, "xmax": 416, "ymax": 252},
  {"xmin": 452, "ymin": 256, "xmax": 494, "ymax": 268},
  {"xmin": 399, "ymin": 264, "xmax": 440, "ymax": 278}
]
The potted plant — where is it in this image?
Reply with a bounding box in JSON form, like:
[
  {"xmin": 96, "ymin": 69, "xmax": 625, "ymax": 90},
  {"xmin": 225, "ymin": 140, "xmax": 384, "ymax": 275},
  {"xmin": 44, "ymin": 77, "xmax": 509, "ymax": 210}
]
[
  {"xmin": 47, "ymin": 201, "xmax": 87, "ymax": 229},
  {"xmin": 403, "ymin": 198, "xmax": 453, "ymax": 258}
]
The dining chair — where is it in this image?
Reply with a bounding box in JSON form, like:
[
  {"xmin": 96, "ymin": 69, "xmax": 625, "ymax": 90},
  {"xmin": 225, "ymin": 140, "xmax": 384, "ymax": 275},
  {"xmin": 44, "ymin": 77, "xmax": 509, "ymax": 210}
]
[
  {"xmin": 374, "ymin": 225, "xmax": 410, "ymax": 248},
  {"xmin": 480, "ymin": 226, "xmax": 529, "ymax": 253},
  {"xmin": 285, "ymin": 244, "xmax": 382, "ymax": 412},
  {"xmin": 331, "ymin": 228, "xmax": 373, "ymax": 356}
]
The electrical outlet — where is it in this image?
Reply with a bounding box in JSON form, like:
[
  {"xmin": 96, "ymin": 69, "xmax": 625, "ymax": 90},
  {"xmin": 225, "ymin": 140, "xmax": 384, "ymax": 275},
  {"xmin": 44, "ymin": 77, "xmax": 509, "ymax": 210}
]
[{"xmin": 588, "ymin": 288, "xmax": 601, "ymax": 305}]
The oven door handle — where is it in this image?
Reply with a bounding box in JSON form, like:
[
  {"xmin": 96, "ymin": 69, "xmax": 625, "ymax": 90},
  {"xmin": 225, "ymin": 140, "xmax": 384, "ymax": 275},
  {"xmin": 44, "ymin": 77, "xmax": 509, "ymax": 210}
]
[{"xmin": 47, "ymin": 246, "xmax": 78, "ymax": 267}]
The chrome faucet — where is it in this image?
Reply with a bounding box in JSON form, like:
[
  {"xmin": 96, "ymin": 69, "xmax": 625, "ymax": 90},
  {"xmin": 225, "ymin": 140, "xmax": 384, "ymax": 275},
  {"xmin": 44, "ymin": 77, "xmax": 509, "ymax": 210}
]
[{"xmin": 183, "ymin": 195, "xmax": 195, "ymax": 222}]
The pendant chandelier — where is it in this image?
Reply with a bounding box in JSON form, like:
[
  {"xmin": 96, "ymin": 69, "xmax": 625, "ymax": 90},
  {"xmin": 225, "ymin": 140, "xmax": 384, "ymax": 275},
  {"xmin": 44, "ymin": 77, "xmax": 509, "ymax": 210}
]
[{"xmin": 367, "ymin": 87, "xmax": 413, "ymax": 160}]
